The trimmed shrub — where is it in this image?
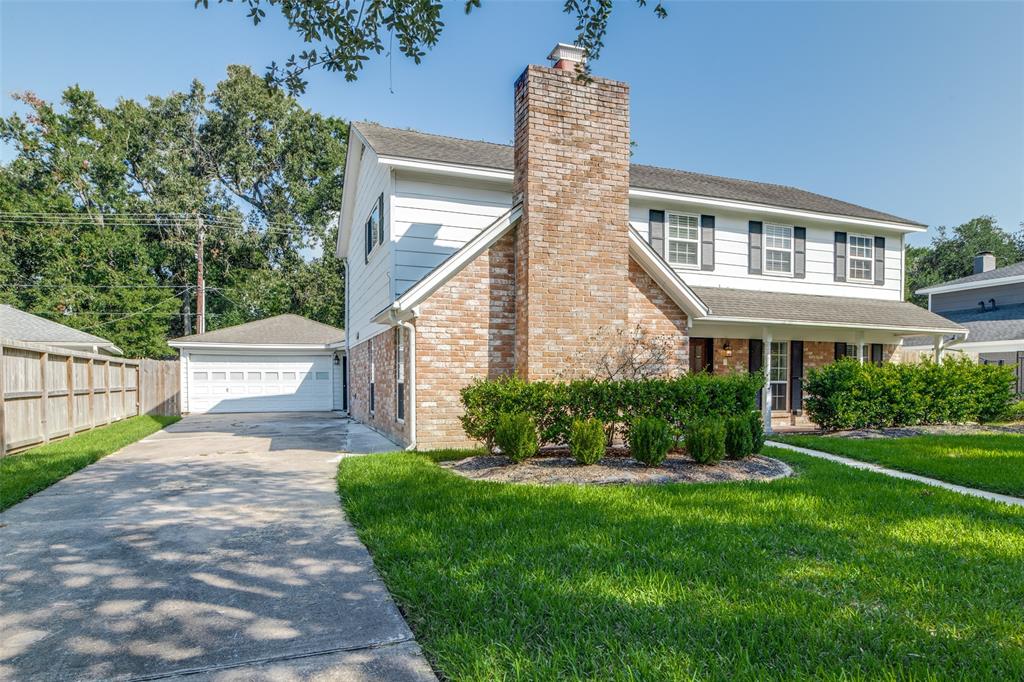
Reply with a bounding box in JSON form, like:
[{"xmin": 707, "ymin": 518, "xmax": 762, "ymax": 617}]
[
  {"xmin": 494, "ymin": 412, "xmax": 538, "ymax": 464},
  {"xmin": 686, "ymin": 418, "xmax": 726, "ymax": 465},
  {"xmin": 724, "ymin": 415, "xmax": 754, "ymax": 459},
  {"xmin": 569, "ymin": 418, "xmax": 606, "ymax": 465},
  {"xmin": 804, "ymin": 358, "xmax": 1016, "ymax": 431},
  {"xmin": 748, "ymin": 411, "xmax": 766, "ymax": 454},
  {"xmin": 627, "ymin": 416, "xmax": 674, "ymax": 467},
  {"xmin": 460, "ymin": 372, "xmax": 762, "ymax": 447}
]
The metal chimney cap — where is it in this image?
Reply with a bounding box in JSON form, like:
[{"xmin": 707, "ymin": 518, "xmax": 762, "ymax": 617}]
[{"xmin": 547, "ymin": 43, "xmax": 587, "ymax": 65}]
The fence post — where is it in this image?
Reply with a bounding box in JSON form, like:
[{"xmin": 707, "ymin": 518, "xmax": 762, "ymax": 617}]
[
  {"xmin": 120, "ymin": 363, "xmax": 126, "ymax": 418},
  {"xmin": 105, "ymin": 360, "xmax": 112, "ymax": 425},
  {"xmin": 0, "ymin": 343, "xmax": 6, "ymax": 457},
  {"xmin": 88, "ymin": 358, "xmax": 96, "ymax": 430},
  {"xmin": 40, "ymin": 351, "xmax": 49, "ymax": 444},
  {"xmin": 67, "ymin": 355, "xmax": 74, "ymax": 437}
]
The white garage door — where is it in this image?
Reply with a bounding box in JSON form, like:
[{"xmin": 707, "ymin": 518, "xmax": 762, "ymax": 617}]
[{"xmin": 187, "ymin": 354, "xmax": 334, "ymax": 413}]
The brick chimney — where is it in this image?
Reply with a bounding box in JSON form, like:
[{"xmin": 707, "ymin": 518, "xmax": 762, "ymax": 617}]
[
  {"xmin": 512, "ymin": 44, "xmax": 631, "ymax": 380},
  {"xmin": 974, "ymin": 251, "xmax": 996, "ymax": 274}
]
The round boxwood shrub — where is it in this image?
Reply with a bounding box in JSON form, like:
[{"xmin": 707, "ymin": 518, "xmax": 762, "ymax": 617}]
[
  {"xmin": 724, "ymin": 415, "xmax": 754, "ymax": 459},
  {"xmin": 627, "ymin": 416, "xmax": 673, "ymax": 467},
  {"xmin": 569, "ymin": 418, "xmax": 605, "ymax": 465},
  {"xmin": 686, "ymin": 418, "xmax": 726, "ymax": 465},
  {"xmin": 748, "ymin": 411, "xmax": 766, "ymax": 454},
  {"xmin": 494, "ymin": 412, "xmax": 538, "ymax": 464}
]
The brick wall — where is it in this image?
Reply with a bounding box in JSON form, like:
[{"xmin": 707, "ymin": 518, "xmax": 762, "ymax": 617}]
[
  {"xmin": 626, "ymin": 258, "xmax": 689, "ymax": 374},
  {"xmin": 348, "ymin": 329, "xmax": 411, "ymax": 446},
  {"xmin": 414, "ymin": 233, "xmax": 517, "ymax": 449},
  {"xmin": 512, "ymin": 65, "xmax": 631, "ymax": 380},
  {"xmin": 713, "ymin": 338, "xmax": 750, "ymax": 374}
]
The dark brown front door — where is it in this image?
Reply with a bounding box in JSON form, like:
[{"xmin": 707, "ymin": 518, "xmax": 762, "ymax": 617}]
[{"xmin": 690, "ymin": 338, "xmax": 714, "ymax": 374}]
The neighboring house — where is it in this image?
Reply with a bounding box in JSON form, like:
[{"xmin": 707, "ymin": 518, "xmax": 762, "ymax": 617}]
[
  {"xmin": 169, "ymin": 314, "xmax": 346, "ymax": 414},
  {"xmin": 910, "ymin": 254, "xmax": 1024, "ymax": 392},
  {"xmin": 335, "ymin": 43, "xmax": 965, "ymax": 448},
  {"xmin": 0, "ymin": 304, "xmax": 123, "ymax": 356}
]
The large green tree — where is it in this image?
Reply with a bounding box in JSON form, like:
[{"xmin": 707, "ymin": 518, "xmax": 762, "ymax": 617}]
[
  {"xmin": 0, "ymin": 66, "xmax": 348, "ymax": 357},
  {"xmin": 905, "ymin": 216, "xmax": 1024, "ymax": 306},
  {"xmin": 197, "ymin": 0, "xmax": 667, "ymax": 93}
]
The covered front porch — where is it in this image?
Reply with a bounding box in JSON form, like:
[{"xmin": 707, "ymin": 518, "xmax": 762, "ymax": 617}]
[{"xmin": 686, "ymin": 287, "xmax": 969, "ymax": 434}]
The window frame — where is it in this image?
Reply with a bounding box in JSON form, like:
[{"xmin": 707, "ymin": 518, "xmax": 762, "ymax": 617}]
[
  {"xmin": 769, "ymin": 341, "xmax": 789, "ymax": 411},
  {"xmin": 763, "ymin": 223, "xmax": 795, "ymax": 276},
  {"xmin": 665, "ymin": 211, "xmax": 701, "ymax": 269},
  {"xmin": 363, "ymin": 193, "xmax": 385, "ymax": 261},
  {"xmin": 395, "ymin": 327, "xmax": 405, "ymax": 423},
  {"xmin": 847, "ymin": 233, "xmax": 874, "ymax": 283}
]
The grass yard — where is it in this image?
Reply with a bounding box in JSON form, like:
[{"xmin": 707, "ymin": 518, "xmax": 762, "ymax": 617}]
[
  {"xmin": 338, "ymin": 448, "xmax": 1024, "ymax": 681},
  {"xmin": 1, "ymin": 415, "xmax": 179, "ymax": 511},
  {"xmin": 774, "ymin": 433, "xmax": 1024, "ymax": 498}
]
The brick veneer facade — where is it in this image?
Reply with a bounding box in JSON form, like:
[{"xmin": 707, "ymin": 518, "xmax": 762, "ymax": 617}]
[
  {"xmin": 626, "ymin": 259, "xmax": 689, "ymax": 374},
  {"xmin": 348, "ymin": 328, "xmax": 411, "ymax": 446},
  {"xmin": 512, "ymin": 65, "xmax": 632, "ymax": 380}
]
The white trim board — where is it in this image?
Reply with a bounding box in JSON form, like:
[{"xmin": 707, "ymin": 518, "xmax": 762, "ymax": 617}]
[{"xmin": 916, "ymin": 273, "xmax": 1024, "ymax": 296}]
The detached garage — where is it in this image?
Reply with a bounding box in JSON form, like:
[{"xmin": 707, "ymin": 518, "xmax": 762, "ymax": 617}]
[{"xmin": 169, "ymin": 315, "xmax": 346, "ymax": 414}]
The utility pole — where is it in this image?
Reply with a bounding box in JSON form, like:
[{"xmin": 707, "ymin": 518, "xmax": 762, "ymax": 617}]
[{"xmin": 196, "ymin": 215, "xmax": 206, "ymax": 335}]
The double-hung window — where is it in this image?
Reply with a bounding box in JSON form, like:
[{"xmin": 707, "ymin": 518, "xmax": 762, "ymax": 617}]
[
  {"xmin": 666, "ymin": 212, "xmax": 700, "ymax": 268},
  {"xmin": 364, "ymin": 193, "xmax": 385, "ymax": 260},
  {"xmin": 395, "ymin": 327, "xmax": 405, "ymax": 422},
  {"xmin": 764, "ymin": 223, "xmax": 794, "ymax": 275},
  {"xmin": 848, "ymin": 234, "xmax": 874, "ymax": 282}
]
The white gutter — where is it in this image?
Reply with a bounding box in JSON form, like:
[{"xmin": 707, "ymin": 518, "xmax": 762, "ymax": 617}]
[
  {"xmin": 168, "ymin": 342, "xmax": 346, "ymax": 351},
  {"xmin": 399, "ymin": 318, "xmax": 417, "ymax": 451},
  {"xmin": 916, "ymin": 273, "xmax": 1024, "ymax": 296},
  {"xmin": 694, "ymin": 316, "xmax": 968, "ymax": 337}
]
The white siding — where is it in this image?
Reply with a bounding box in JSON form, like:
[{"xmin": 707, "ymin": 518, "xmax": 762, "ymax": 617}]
[
  {"xmin": 629, "ymin": 200, "xmax": 904, "ymax": 300},
  {"xmin": 392, "ymin": 174, "xmax": 512, "ymax": 295},
  {"xmin": 345, "ymin": 145, "xmax": 394, "ymax": 344}
]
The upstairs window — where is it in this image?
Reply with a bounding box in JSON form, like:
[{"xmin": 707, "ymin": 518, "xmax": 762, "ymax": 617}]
[
  {"xmin": 848, "ymin": 234, "xmax": 874, "ymax": 282},
  {"xmin": 666, "ymin": 212, "xmax": 700, "ymax": 268},
  {"xmin": 764, "ymin": 223, "xmax": 793, "ymax": 275},
  {"xmin": 364, "ymin": 193, "xmax": 385, "ymax": 261}
]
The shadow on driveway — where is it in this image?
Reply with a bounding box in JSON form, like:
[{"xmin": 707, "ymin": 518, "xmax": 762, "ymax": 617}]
[{"xmin": 0, "ymin": 413, "xmax": 434, "ymax": 681}]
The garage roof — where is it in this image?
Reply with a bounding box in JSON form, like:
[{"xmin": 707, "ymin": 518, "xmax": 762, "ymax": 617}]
[{"xmin": 170, "ymin": 314, "xmax": 345, "ymax": 347}]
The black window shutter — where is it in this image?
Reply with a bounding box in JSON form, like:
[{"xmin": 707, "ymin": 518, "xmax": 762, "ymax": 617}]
[
  {"xmin": 649, "ymin": 210, "xmax": 665, "ymax": 259},
  {"xmin": 874, "ymin": 236, "xmax": 885, "ymax": 286},
  {"xmin": 871, "ymin": 343, "xmax": 883, "ymax": 365},
  {"xmin": 378, "ymin": 193, "xmax": 387, "ymax": 245},
  {"xmin": 748, "ymin": 221, "xmax": 763, "ymax": 275},
  {"xmin": 705, "ymin": 338, "xmax": 715, "ymax": 374},
  {"xmin": 834, "ymin": 342, "xmax": 846, "ymax": 360},
  {"xmin": 365, "ymin": 218, "xmax": 372, "ymax": 263},
  {"xmin": 794, "ymin": 227, "xmax": 807, "ymax": 278},
  {"xmin": 749, "ymin": 339, "xmax": 764, "ymax": 409},
  {"xmin": 700, "ymin": 215, "xmax": 715, "ymax": 271},
  {"xmin": 790, "ymin": 341, "xmax": 804, "ymax": 415},
  {"xmin": 834, "ymin": 232, "xmax": 847, "ymax": 282}
]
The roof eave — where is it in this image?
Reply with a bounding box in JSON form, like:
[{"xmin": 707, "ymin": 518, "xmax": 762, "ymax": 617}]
[
  {"xmin": 627, "ymin": 228, "xmax": 710, "ymax": 319},
  {"xmin": 916, "ymin": 273, "xmax": 1024, "ymax": 296},
  {"xmin": 696, "ymin": 316, "xmax": 968, "ymax": 337}
]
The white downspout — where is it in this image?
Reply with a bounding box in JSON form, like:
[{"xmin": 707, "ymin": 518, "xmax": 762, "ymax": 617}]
[{"xmin": 399, "ymin": 317, "xmax": 417, "ymax": 451}]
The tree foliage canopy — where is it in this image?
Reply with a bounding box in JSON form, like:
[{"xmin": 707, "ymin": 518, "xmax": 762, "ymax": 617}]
[
  {"xmin": 905, "ymin": 216, "xmax": 1024, "ymax": 306},
  {"xmin": 197, "ymin": 0, "xmax": 666, "ymax": 93},
  {"xmin": 0, "ymin": 66, "xmax": 348, "ymax": 357}
]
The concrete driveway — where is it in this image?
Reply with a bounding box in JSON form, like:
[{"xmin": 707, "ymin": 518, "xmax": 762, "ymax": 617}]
[{"xmin": 0, "ymin": 413, "xmax": 436, "ymax": 681}]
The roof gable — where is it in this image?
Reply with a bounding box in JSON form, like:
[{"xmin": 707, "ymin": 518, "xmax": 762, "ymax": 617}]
[
  {"xmin": 0, "ymin": 304, "xmax": 120, "ymax": 352},
  {"xmin": 918, "ymin": 260, "xmax": 1024, "ymax": 294},
  {"xmin": 170, "ymin": 314, "xmax": 345, "ymax": 346},
  {"xmin": 353, "ymin": 122, "xmax": 923, "ymax": 227}
]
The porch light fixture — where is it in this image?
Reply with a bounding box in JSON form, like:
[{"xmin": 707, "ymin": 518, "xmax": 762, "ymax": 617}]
[
  {"xmin": 723, "ymin": 341, "xmax": 733, "ymax": 358},
  {"xmin": 333, "ymin": 355, "xmax": 340, "ymax": 365}
]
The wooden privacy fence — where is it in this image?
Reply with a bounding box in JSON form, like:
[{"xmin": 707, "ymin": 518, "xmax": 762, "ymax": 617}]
[{"xmin": 0, "ymin": 338, "xmax": 180, "ymax": 456}]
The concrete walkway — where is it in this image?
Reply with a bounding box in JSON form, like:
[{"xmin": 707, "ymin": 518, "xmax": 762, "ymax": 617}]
[
  {"xmin": 0, "ymin": 413, "xmax": 435, "ymax": 681},
  {"xmin": 768, "ymin": 440, "xmax": 1024, "ymax": 508}
]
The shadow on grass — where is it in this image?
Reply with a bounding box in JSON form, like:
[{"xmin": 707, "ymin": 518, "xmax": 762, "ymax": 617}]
[{"xmin": 338, "ymin": 449, "xmax": 1024, "ymax": 681}]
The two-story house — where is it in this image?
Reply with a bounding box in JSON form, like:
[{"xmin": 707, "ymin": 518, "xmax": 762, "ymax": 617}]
[
  {"xmin": 336, "ymin": 43, "xmax": 965, "ymax": 448},
  {"xmin": 909, "ymin": 254, "xmax": 1024, "ymax": 392}
]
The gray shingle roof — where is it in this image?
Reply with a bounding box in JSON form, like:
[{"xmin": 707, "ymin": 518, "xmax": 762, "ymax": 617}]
[
  {"xmin": 0, "ymin": 304, "xmax": 119, "ymax": 348},
  {"xmin": 353, "ymin": 122, "xmax": 924, "ymax": 227},
  {"xmin": 919, "ymin": 260, "xmax": 1024, "ymax": 291},
  {"xmin": 171, "ymin": 314, "xmax": 345, "ymax": 346},
  {"xmin": 903, "ymin": 303, "xmax": 1024, "ymax": 346},
  {"xmin": 690, "ymin": 287, "xmax": 965, "ymax": 333}
]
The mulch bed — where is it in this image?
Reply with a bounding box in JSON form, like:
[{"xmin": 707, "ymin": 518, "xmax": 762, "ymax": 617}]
[
  {"xmin": 439, "ymin": 450, "xmax": 793, "ymax": 486},
  {"xmin": 831, "ymin": 423, "xmax": 1024, "ymax": 439}
]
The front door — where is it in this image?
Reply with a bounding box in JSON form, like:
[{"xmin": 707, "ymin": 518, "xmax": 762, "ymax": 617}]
[{"xmin": 690, "ymin": 338, "xmax": 713, "ymax": 374}]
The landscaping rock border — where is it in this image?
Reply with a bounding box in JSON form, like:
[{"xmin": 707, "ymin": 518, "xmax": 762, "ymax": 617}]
[{"xmin": 439, "ymin": 452, "xmax": 793, "ymax": 486}]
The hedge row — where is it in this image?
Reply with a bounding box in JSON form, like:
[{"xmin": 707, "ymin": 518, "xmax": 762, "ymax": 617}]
[
  {"xmin": 804, "ymin": 357, "xmax": 1017, "ymax": 431},
  {"xmin": 460, "ymin": 373, "xmax": 762, "ymax": 446}
]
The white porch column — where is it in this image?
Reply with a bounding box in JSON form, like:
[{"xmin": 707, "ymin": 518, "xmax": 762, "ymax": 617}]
[
  {"xmin": 762, "ymin": 332, "xmax": 773, "ymax": 434},
  {"xmin": 933, "ymin": 335, "xmax": 943, "ymax": 362}
]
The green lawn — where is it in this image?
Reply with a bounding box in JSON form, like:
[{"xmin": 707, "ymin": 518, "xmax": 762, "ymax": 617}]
[
  {"xmin": 1, "ymin": 415, "xmax": 179, "ymax": 511},
  {"xmin": 338, "ymin": 448, "xmax": 1024, "ymax": 681},
  {"xmin": 774, "ymin": 433, "xmax": 1024, "ymax": 498}
]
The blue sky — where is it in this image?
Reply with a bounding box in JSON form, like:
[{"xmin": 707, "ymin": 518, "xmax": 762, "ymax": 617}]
[{"xmin": 2, "ymin": 0, "xmax": 1022, "ymax": 245}]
